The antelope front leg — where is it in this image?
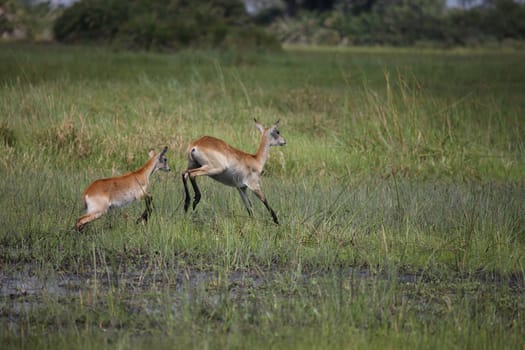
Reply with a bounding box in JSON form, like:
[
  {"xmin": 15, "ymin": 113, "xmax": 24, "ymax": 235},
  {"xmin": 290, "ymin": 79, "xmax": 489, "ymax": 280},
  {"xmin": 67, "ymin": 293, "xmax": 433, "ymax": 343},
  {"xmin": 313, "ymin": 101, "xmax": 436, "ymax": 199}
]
[
  {"xmin": 137, "ymin": 195, "xmax": 153, "ymax": 224},
  {"xmin": 252, "ymin": 188, "xmax": 279, "ymax": 225},
  {"xmin": 238, "ymin": 187, "xmax": 254, "ymax": 217}
]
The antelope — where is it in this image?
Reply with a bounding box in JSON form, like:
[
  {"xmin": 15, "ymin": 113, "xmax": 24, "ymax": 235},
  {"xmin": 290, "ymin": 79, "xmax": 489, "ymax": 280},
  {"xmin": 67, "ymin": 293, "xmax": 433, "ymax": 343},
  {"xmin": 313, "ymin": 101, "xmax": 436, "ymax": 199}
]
[
  {"xmin": 75, "ymin": 146, "xmax": 170, "ymax": 232},
  {"xmin": 182, "ymin": 120, "xmax": 286, "ymax": 224}
]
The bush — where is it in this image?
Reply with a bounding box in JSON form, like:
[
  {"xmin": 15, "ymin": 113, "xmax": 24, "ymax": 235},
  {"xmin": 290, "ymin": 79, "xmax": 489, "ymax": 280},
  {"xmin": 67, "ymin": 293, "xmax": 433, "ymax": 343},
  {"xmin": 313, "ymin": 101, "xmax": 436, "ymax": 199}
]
[
  {"xmin": 53, "ymin": 0, "xmax": 128, "ymax": 43},
  {"xmin": 266, "ymin": 0, "xmax": 525, "ymax": 47},
  {"xmin": 117, "ymin": 13, "xmax": 172, "ymax": 50},
  {"xmin": 52, "ymin": 0, "xmax": 281, "ymax": 50}
]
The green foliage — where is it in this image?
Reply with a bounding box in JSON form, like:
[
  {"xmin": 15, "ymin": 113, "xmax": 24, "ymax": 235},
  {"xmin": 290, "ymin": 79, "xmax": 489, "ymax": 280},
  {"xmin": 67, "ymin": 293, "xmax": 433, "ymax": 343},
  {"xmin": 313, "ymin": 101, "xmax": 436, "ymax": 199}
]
[
  {"xmin": 1, "ymin": 0, "xmax": 62, "ymax": 41},
  {"xmin": 1, "ymin": 1, "xmax": 18, "ymax": 33},
  {"xmin": 445, "ymin": 0, "xmax": 525, "ymax": 45},
  {"xmin": 52, "ymin": 0, "xmax": 129, "ymax": 43},
  {"xmin": 268, "ymin": 0, "xmax": 525, "ymax": 46},
  {"xmin": 52, "ymin": 0, "xmax": 281, "ymax": 50},
  {"xmin": 0, "ymin": 13, "xmax": 15, "ymax": 34}
]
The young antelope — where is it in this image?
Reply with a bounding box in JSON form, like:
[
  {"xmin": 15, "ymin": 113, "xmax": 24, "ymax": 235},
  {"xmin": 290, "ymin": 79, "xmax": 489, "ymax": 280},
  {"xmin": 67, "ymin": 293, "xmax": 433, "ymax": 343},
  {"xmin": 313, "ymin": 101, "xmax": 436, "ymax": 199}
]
[{"xmin": 76, "ymin": 147, "xmax": 170, "ymax": 231}]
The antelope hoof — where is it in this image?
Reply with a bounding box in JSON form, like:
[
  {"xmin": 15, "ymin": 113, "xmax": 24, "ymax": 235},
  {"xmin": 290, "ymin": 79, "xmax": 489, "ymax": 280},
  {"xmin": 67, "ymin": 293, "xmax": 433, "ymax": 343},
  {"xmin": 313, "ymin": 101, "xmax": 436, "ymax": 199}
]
[
  {"xmin": 271, "ymin": 212, "xmax": 279, "ymax": 225},
  {"xmin": 192, "ymin": 199, "xmax": 200, "ymax": 210},
  {"xmin": 136, "ymin": 214, "xmax": 148, "ymax": 224}
]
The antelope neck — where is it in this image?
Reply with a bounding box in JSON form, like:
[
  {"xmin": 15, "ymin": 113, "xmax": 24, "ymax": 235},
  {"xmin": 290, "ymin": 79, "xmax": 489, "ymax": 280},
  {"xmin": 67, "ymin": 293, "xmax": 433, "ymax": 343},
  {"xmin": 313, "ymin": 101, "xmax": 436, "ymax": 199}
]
[{"xmin": 254, "ymin": 131, "xmax": 271, "ymax": 166}]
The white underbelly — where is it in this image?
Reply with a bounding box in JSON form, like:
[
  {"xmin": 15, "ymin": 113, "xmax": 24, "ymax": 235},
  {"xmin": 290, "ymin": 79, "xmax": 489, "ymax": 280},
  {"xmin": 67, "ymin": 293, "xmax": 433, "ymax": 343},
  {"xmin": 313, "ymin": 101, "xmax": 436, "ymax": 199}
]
[
  {"xmin": 109, "ymin": 192, "xmax": 138, "ymax": 208},
  {"xmin": 210, "ymin": 167, "xmax": 244, "ymax": 187}
]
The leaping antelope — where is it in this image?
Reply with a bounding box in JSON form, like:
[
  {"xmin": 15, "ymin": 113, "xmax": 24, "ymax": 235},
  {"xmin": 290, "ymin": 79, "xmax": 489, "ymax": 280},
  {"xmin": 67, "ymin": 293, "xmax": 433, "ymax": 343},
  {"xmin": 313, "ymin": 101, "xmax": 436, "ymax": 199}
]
[
  {"xmin": 76, "ymin": 146, "xmax": 170, "ymax": 231},
  {"xmin": 182, "ymin": 120, "xmax": 286, "ymax": 224}
]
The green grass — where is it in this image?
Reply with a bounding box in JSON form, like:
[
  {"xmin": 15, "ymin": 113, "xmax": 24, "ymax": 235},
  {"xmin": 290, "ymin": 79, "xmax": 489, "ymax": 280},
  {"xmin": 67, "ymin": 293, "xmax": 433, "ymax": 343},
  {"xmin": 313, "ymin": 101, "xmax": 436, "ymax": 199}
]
[{"xmin": 0, "ymin": 43, "xmax": 524, "ymax": 349}]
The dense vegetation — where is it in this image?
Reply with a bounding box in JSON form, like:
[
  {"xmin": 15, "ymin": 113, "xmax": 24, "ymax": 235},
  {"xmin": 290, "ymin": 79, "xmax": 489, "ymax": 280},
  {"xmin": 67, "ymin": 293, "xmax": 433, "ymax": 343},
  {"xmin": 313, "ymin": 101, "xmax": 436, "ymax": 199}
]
[
  {"xmin": 0, "ymin": 44, "xmax": 524, "ymax": 349},
  {"xmin": 3, "ymin": 0, "xmax": 525, "ymax": 49},
  {"xmin": 52, "ymin": 0, "xmax": 280, "ymax": 50},
  {"xmin": 51, "ymin": 0, "xmax": 525, "ymax": 49},
  {"xmin": 266, "ymin": 0, "xmax": 525, "ymax": 46}
]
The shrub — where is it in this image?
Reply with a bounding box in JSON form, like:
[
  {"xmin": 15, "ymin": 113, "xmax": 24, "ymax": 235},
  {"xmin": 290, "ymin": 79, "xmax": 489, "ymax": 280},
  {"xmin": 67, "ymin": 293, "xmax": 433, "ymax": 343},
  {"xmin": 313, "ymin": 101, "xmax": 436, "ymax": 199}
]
[
  {"xmin": 53, "ymin": 0, "xmax": 128, "ymax": 43},
  {"xmin": 117, "ymin": 13, "xmax": 172, "ymax": 50},
  {"xmin": 52, "ymin": 0, "xmax": 280, "ymax": 50},
  {"xmin": 266, "ymin": 0, "xmax": 525, "ymax": 47}
]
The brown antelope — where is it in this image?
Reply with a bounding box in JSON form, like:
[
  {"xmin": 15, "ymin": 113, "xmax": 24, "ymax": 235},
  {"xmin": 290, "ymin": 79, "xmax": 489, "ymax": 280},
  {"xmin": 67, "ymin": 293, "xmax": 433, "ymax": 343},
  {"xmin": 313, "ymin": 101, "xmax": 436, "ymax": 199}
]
[
  {"xmin": 182, "ymin": 120, "xmax": 286, "ymax": 224},
  {"xmin": 76, "ymin": 146, "xmax": 170, "ymax": 231}
]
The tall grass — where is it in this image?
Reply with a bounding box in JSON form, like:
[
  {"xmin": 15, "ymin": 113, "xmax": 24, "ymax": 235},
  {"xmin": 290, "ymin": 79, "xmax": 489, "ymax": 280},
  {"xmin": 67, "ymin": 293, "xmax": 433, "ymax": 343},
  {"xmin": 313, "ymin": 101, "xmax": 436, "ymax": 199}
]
[{"xmin": 0, "ymin": 44, "xmax": 524, "ymax": 349}]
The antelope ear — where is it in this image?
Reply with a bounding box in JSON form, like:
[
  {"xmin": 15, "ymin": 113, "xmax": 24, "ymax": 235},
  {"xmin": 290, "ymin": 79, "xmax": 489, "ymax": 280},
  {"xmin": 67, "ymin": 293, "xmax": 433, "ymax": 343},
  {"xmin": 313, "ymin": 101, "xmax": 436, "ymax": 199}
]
[
  {"xmin": 148, "ymin": 149, "xmax": 156, "ymax": 159},
  {"xmin": 254, "ymin": 119, "xmax": 265, "ymax": 134}
]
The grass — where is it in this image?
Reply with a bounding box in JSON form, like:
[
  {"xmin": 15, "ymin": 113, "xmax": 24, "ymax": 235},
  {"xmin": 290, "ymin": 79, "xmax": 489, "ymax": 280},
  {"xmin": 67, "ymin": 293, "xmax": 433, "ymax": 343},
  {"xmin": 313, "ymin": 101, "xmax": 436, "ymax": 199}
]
[{"xmin": 0, "ymin": 43, "xmax": 524, "ymax": 349}]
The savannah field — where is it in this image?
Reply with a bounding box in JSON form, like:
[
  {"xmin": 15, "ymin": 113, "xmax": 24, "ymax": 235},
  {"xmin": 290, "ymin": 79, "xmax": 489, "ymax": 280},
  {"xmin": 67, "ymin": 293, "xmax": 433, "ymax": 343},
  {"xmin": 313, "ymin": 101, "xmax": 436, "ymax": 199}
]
[{"xmin": 0, "ymin": 43, "xmax": 524, "ymax": 349}]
